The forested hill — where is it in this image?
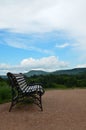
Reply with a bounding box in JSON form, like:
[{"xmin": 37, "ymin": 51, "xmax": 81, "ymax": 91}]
[
  {"xmin": 0, "ymin": 68, "xmax": 86, "ymax": 78},
  {"xmin": 53, "ymin": 68, "xmax": 86, "ymax": 75},
  {"xmin": 24, "ymin": 70, "xmax": 49, "ymax": 77},
  {"xmin": 24, "ymin": 68, "xmax": 86, "ymax": 77}
]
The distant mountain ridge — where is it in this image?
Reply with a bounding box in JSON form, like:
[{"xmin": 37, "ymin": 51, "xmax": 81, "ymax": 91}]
[
  {"xmin": 0, "ymin": 68, "xmax": 86, "ymax": 78},
  {"xmin": 24, "ymin": 68, "xmax": 86, "ymax": 77},
  {"xmin": 52, "ymin": 68, "xmax": 86, "ymax": 75},
  {"xmin": 24, "ymin": 70, "xmax": 49, "ymax": 77}
]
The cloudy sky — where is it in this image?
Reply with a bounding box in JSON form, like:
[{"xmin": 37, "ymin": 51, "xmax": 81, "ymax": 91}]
[{"xmin": 0, "ymin": 0, "xmax": 86, "ymax": 75}]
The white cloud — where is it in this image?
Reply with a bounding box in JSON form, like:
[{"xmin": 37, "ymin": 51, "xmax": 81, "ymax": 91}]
[
  {"xmin": 20, "ymin": 56, "xmax": 69, "ymax": 70},
  {"xmin": 76, "ymin": 64, "xmax": 86, "ymax": 68},
  {"xmin": 56, "ymin": 43, "xmax": 70, "ymax": 48},
  {"xmin": 20, "ymin": 56, "xmax": 69, "ymax": 71},
  {"xmin": 0, "ymin": 63, "xmax": 10, "ymax": 69},
  {"xmin": 0, "ymin": 56, "xmax": 69, "ymax": 75},
  {"xmin": 0, "ymin": 0, "xmax": 86, "ymax": 51},
  {"xmin": 0, "ymin": 0, "xmax": 86, "ymax": 33}
]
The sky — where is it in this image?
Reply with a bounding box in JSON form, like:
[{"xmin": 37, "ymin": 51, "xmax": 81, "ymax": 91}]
[{"xmin": 0, "ymin": 0, "xmax": 86, "ymax": 75}]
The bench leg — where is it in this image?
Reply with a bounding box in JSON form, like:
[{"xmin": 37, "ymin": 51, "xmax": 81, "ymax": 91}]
[
  {"xmin": 39, "ymin": 94, "xmax": 43, "ymax": 111},
  {"xmin": 9, "ymin": 96, "xmax": 18, "ymax": 112},
  {"xmin": 31, "ymin": 94, "xmax": 43, "ymax": 111},
  {"xmin": 9, "ymin": 102, "xmax": 13, "ymax": 112}
]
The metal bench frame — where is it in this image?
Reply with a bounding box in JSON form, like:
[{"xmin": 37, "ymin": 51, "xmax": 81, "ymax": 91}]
[{"xmin": 7, "ymin": 72, "xmax": 45, "ymax": 112}]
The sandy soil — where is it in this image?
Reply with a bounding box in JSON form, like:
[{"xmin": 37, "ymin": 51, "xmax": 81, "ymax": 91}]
[{"xmin": 0, "ymin": 89, "xmax": 86, "ymax": 130}]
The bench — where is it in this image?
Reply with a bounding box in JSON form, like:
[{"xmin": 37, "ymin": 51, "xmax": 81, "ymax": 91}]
[{"xmin": 7, "ymin": 72, "xmax": 45, "ymax": 112}]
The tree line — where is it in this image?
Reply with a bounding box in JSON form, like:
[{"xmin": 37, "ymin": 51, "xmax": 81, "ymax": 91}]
[
  {"xmin": 0, "ymin": 73, "xmax": 86, "ymax": 89},
  {"xmin": 26, "ymin": 73, "xmax": 86, "ymax": 89}
]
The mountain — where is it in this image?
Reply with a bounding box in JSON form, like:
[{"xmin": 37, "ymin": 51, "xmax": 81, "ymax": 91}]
[
  {"xmin": 53, "ymin": 68, "xmax": 86, "ymax": 75},
  {"xmin": 0, "ymin": 68, "xmax": 86, "ymax": 78},
  {"xmin": 24, "ymin": 68, "xmax": 86, "ymax": 77},
  {"xmin": 24, "ymin": 70, "xmax": 49, "ymax": 77}
]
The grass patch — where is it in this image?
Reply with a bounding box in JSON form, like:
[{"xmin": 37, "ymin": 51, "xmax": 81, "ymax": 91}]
[{"xmin": 0, "ymin": 84, "xmax": 11, "ymax": 104}]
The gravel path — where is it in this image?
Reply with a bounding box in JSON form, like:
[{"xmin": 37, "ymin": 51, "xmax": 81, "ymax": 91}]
[{"xmin": 0, "ymin": 89, "xmax": 86, "ymax": 130}]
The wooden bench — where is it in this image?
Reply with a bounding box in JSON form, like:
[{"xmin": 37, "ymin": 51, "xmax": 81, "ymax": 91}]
[{"xmin": 7, "ymin": 72, "xmax": 45, "ymax": 112}]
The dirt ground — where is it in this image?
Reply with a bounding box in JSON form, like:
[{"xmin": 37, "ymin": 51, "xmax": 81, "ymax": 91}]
[{"xmin": 0, "ymin": 89, "xmax": 86, "ymax": 130}]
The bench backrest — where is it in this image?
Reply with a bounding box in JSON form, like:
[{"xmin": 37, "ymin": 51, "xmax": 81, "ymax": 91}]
[{"xmin": 7, "ymin": 72, "xmax": 28, "ymax": 93}]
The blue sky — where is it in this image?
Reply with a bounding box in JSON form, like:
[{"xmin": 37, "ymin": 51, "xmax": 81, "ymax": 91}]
[{"xmin": 0, "ymin": 0, "xmax": 86, "ymax": 75}]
